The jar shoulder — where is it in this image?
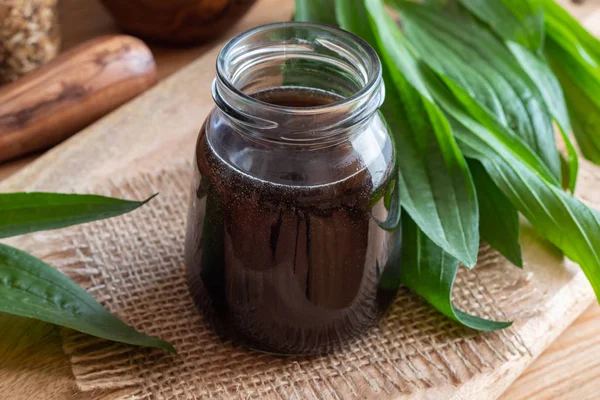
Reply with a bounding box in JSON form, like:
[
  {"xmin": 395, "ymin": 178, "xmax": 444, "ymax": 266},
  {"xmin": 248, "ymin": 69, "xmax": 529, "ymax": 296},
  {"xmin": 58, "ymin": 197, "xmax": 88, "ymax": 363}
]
[{"xmin": 197, "ymin": 109, "xmax": 395, "ymax": 190}]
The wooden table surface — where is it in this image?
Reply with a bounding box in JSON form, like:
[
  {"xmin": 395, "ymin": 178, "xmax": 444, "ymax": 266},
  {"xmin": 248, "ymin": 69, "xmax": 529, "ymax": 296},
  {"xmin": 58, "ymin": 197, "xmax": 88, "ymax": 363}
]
[{"xmin": 0, "ymin": 1, "xmax": 599, "ymax": 399}]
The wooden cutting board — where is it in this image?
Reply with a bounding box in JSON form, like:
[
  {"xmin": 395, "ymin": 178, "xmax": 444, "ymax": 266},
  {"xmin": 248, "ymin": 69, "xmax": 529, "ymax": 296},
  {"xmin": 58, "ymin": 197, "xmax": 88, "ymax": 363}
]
[{"xmin": 1, "ymin": 1, "xmax": 600, "ymax": 399}]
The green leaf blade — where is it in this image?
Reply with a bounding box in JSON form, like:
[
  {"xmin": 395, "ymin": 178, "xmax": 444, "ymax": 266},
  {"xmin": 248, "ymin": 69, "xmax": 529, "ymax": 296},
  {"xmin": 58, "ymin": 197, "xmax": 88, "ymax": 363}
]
[
  {"xmin": 469, "ymin": 159, "xmax": 523, "ymax": 267},
  {"xmin": 0, "ymin": 193, "xmax": 155, "ymax": 239},
  {"xmin": 401, "ymin": 213, "xmax": 511, "ymax": 331},
  {"xmin": 454, "ymin": 0, "xmax": 578, "ymax": 190},
  {"xmin": 393, "ymin": 0, "xmax": 562, "ymax": 184},
  {"xmin": 427, "ymin": 74, "xmax": 600, "ymax": 301},
  {"xmin": 547, "ymin": 42, "xmax": 600, "ymax": 165},
  {"xmin": 507, "ymin": 42, "xmax": 578, "ymax": 191},
  {"xmin": 458, "ymin": 0, "xmax": 544, "ymax": 52},
  {"xmin": 439, "ymin": 76, "xmax": 559, "ymax": 186},
  {"xmin": 335, "ymin": 0, "xmax": 376, "ymax": 45},
  {"xmin": 361, "ymin": 0, "xmax": 479, "ymax": 267},
  {"xmin": 540, "ymin": 0, "xmax": 600, "ymax": 62},
  {"xmin": 0, "ymin": 243, "xmax": 175, "ymax": 353},
  {"xmin": 536, "ymin": 0, "xmax": 600, "ymax": 171},
  {"xmin": 294, "ymin": 0, "xmax": 338, "ymax": 25},
  {"xmin": 541, "ymin": 2, "xmax": 600, "ymax": 167},
  {"xmin": 478, "ymin": 155, "xmax": 600, "ymax": 300}
]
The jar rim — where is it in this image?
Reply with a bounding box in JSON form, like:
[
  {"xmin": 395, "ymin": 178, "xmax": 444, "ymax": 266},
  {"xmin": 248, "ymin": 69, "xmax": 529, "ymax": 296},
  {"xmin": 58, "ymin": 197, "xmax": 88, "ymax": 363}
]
[{"xmin": 216, "ymin": 21, "xmax": 382, "ymax": 112}]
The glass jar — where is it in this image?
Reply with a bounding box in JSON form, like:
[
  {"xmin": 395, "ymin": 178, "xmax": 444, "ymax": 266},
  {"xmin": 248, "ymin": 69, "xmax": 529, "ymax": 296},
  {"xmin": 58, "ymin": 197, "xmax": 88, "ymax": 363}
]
[{"xmin": 185, "ymin": 22, "xmax": 401, "ymax": 355}]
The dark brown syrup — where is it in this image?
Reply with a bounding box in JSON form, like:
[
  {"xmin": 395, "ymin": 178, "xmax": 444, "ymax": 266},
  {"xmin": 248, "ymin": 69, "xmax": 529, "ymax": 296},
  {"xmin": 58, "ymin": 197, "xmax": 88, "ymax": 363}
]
[{"xmin": 185, "ymin": 88, "xmax": 400, "ymax": 355}]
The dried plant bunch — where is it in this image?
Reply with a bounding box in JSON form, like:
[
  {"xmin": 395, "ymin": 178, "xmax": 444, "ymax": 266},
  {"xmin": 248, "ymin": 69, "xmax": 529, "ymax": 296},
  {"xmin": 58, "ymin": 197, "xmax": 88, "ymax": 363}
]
[{"xmin": 0, "ymin": 0, "xmax": 61, "ymax": 84}]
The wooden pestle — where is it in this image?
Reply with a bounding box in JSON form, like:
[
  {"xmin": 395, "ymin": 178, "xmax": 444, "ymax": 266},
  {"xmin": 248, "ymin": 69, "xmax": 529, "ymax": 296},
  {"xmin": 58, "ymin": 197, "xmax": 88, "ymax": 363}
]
[{"xmin": 0, "ymin": 35, "xmax": 157, "ymax": 163}]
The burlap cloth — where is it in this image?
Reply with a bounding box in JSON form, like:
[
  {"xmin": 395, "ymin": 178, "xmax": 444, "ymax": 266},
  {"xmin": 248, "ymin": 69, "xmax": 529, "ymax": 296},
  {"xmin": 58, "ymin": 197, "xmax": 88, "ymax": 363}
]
[{"xmin": 17, "ymin": 162, "xmax": 536, "ymax": 399}]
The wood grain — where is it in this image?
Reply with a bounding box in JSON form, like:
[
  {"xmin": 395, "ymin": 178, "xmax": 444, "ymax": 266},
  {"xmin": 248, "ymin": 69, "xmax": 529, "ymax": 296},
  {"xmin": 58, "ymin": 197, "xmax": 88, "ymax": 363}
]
[
  {"xmin": 0, "ymin": 0, "xmax": 276, "ymax": 180},
  {"xmin": 501, "ymin": 303, "xmax": 600, "ymax": 400},
  {"xmin": 0, "ymin": 35, "xmax": 156, "ymax": 162},
  {"xmin": 0, "ymin": 1, "xmax": 599, "ymax": 399}
]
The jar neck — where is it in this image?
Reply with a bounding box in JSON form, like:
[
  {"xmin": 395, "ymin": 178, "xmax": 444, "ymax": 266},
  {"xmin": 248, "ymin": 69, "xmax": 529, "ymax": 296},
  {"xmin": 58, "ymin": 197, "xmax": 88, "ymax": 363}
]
[{"xmin": 212, "ymin": 22, "xmax": 385, "ymax": 147}]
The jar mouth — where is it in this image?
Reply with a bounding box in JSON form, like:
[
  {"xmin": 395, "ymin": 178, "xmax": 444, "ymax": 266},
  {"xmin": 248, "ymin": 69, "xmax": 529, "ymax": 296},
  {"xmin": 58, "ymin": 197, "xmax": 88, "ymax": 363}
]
[
  {"xmin": 213, "ymin": 22, "xmax": 385, "ymax": 143},
  {"xmin": 216, "ymin": 22, "xmax": 382, "ymax": 112}
]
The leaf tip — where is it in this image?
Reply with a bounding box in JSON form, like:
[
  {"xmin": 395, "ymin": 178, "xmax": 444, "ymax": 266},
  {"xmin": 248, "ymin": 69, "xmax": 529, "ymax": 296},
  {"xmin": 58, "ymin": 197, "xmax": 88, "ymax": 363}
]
[
  {"xmin": 462, "ymin": 256, "xmax": 478, "ymax": 269},
  {"xmin": 151, "ymin": 338, "xmax": 177, "ymax": 354},
  {"xmin": 511, "ymin": 255, "xmax": 524, "ymax": 269},
  {"xmin": 455, "ymin": 309, "xmax": 513, "ymax": 331},
  {"xmin": 163, "ymin": 342, "xmax": 177, "ymax": 354},
  {"xmin": 475, "ymin": 320, "xmax": 513, "ymax": 332},
  {"xmin": 143, "ymin": 193, "xmax": 159, "ymax": 205},
  {"xmin": 488, "ymin": 320, "xmax": 513, "ymax": 331}
]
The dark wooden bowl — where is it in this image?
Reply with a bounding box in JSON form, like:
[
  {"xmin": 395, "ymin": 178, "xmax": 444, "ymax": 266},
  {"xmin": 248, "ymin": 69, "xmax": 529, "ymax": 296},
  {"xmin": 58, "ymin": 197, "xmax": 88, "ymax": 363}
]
[{"xmin": 99, "ymin": 0, "xmax": 257, "ymax": 45}]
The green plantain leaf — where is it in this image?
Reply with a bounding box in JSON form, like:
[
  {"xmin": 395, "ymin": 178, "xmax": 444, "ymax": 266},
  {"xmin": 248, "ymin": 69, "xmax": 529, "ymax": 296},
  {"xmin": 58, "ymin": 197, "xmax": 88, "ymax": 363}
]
[
  {"xmin": 455, "ymin": 0, "xmax": 569, "ymax": 132},
  {"xmin": 426, "ymin": 72, "xmax": 600, "ymax": 300},
  {"xmin": 541, "ymin": 0, "xmax": 600, "ymax": 61},
  {"xmin": 456, "ymin": 0, "xmax": 578, "ymax": 191},
  {"xmin": 458, "ymin": 0, "xmax": 544, "ymax": 52},
  {"xmin": 546, "ymin": 40, "xmax": 600, "ymax": 164},
  {"xmin": 506, "ymin": 43, "xmax": 570, "ymax": 146},
  {"xmin": 555, "ymin": 63, "xmax": 600, "ymax": 164},
  {"xmin": 401, "ymin": 213, "xmax": 511, "ymax": 331},
  {"xmin": 354, "ymin": 0, "xmax": 479, "ymax": 268},
  {"xmin": 507, "ymin": 42, "xmax": 578, "ymax": 191},
  {"xmin": 469, "ymin": 159, "xmax": 522, "ymax": 267},
  {"xmin": 335, "ymin": 0, "xmax": 374, "ymax": 42},
  {"xmin": 0, "ymin": 243, "xmax": 175, "ymax": 353},
  {"xmin": 0, "ymin": 193, "xmax": 155, "ymax": 239},
  {"xmin": 294, "ymin": 0, "xmax": 337, "ymax": 25},
  {"xmin": 391, "ymin": 0, "xmax": 562, "ymax": 185},
  {"xmin": 541, "ymin": 0, "xmax": 600, "ymax": 166},
  {"xmin": 422, "ymin": 0, "xmax": 447, "ymax": 6}
]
